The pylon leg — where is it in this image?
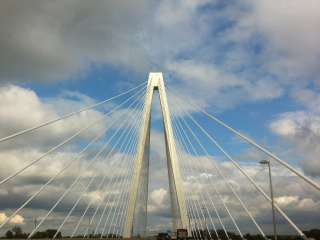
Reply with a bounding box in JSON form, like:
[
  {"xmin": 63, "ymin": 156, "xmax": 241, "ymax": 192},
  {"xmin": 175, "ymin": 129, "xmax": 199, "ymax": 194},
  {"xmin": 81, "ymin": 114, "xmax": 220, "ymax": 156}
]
[{"xmin": 123, "ymin": 73, "xmax": 189, "ymax": 238}]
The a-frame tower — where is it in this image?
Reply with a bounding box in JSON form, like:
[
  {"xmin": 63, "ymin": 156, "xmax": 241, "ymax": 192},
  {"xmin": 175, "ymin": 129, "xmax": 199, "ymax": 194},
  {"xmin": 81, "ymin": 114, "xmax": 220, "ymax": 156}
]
[{"xmin": 123, "ymin": 72, "xmax": 189, "ymax": 238}]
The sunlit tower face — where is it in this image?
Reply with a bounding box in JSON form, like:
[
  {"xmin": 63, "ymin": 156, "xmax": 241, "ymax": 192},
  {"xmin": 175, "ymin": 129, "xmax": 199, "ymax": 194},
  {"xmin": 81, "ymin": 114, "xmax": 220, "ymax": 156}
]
[{"xmin": 123, "ymin": 73, "xmax": 189, "ymax": 238}]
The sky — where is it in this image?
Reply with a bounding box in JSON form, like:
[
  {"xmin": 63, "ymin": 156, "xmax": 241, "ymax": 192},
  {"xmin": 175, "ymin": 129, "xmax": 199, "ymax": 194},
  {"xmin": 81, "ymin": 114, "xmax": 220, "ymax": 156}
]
[{"xmin": 0, "ymin": 0, "xmax": 320, "ymax": 236}]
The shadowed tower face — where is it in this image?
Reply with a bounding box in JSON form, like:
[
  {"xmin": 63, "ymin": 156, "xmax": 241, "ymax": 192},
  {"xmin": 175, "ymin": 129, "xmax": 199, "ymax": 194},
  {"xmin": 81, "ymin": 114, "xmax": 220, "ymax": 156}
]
[{"xmin": 123, "ymin": 72, "xmax": 189, "ymax": 238}]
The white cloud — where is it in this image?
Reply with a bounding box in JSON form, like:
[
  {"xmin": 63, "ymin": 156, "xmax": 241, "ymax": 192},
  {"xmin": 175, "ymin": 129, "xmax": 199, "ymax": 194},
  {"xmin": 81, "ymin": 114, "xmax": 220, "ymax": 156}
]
[
  {"xmin": 270, "ymin": 114, "xmax": 299, "ymax": 137},
  {"xmin": 0, "ymin": 212, "xmax": 24, "ymax": 225},
  {"xmin": 275, "ymin": 196, "xmax": 299, "ymax": 207},
  {"xmin": 0, "ymin": 84, "xmax": 108, "ymax": 150},
  {"xmin": 175, "ymin": 143, "xmax": 320, "ymax": 231},
  {"xmin": 0, "ymin": 213, "xmax": 7, "ymax": 224},
  {"xmin": 166, "ymin": 60, "xmax": 283, "ymax": 111},
  {"xmin": 297, "ymin": 198, "xmax": 318, "ymax": 209},
  {"xmin": 0, "ymin": 83, "xmax": 146, "ymax": 233},
  {"xmin": 213, "ymin": 0, "xmax": 320, "ymax": 87},
  {"xmin": 149, "ymin": 188, "xmax": 168, "ymax": 210},
  {"xmin": 247, "ymin": 0, "xmax": 320, "ymax": 81},
  {"xmin": 270, "ymin": 89, "xmax": 320, "ymax": 177},
  {"xmin": 0, "ymin": 93, "xmax": 319, "ymax": 234},
  {"xmin": 10, "ymin": 214, "xmax": 24, "ymax": 225}
]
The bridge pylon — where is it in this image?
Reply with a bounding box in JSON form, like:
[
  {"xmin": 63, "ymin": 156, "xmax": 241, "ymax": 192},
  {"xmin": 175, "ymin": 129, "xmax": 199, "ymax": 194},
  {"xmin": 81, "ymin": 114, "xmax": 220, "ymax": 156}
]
[{"xmin": 123, "ymin": 72, "xmax": 189, "ymax": 238}]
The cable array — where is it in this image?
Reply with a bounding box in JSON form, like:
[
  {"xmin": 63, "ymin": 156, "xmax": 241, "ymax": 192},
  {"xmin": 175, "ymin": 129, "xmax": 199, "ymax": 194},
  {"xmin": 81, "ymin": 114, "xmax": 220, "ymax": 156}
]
[
  {"xmin": 0, "ymin": 83, "xmax": 146, "ymax": 239},
  {"xmin": 167, "ymin": 87, "xmax": 312, "ymax": 240},
  {"xmin": 1, "ymin": 76, "xmax": 318, "ymax": 239}
]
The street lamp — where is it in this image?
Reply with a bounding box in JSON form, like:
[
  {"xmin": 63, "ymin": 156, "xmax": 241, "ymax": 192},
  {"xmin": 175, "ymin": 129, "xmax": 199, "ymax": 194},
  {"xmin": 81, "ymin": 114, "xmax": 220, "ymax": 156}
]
[{"xmin": 259, "ymin": 160, "xmax": 277, "ymax": 240}]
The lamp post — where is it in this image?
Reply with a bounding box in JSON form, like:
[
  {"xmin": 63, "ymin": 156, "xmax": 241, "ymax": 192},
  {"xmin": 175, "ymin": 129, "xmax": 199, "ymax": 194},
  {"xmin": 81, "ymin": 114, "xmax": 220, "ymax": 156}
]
[
  {"xmin": 188, "ymin": 216, "xmax": 192, "ymax": 238},
  {"xmin": 259, "ymin": 160, "xmax": 277, "ymax": 240}
]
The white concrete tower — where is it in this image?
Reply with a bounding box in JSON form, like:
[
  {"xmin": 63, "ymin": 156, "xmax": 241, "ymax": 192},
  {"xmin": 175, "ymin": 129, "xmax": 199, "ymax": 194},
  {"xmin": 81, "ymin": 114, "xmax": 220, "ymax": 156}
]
[{"xmin": 123, "ymin": 72, "xmax": 189, "ymax": 238}]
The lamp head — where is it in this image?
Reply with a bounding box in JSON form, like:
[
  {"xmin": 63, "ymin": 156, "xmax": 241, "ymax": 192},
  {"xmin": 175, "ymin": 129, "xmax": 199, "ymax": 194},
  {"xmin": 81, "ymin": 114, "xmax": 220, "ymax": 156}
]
[{"xmin": 259, "ymin": 160, "xmax": 269, "ymax": 165}]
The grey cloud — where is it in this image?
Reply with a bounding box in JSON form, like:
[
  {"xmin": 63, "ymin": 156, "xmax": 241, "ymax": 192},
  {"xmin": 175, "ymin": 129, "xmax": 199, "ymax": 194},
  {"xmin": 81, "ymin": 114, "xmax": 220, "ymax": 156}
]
[{"xmin": 0, "ymin": 0, "xmax": 151, "ymax": 83}]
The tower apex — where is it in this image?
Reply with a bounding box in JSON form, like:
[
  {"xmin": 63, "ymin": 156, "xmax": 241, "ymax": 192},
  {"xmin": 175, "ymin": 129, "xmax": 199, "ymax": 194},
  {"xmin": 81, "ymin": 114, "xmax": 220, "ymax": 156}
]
[{"xmin": 148, "ymin": 72, "xmax": 164, "ymax": 88}]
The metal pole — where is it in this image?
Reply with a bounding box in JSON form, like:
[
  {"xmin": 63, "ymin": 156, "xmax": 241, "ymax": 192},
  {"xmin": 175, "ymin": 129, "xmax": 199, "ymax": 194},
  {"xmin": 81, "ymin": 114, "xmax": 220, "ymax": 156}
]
[
  {"xmin": 260, "ymin": 160, "xmax": 277, "ymax": 240},
  {"xmin": 268, "ymin": 162, "xmax": 277, "ymax": 240},
  {"xmin": 189, "ymin": 217, "xmax": 191, "ymax": 236}
]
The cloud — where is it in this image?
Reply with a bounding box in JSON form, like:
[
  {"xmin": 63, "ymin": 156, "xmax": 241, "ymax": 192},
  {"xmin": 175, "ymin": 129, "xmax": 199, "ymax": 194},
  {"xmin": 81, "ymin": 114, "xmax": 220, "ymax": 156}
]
[
  {"xmin": 10, "ymin": 215, "xmax": 25, "ymax": 225},
  {"xmin": 270, "ymin": 89, "xmax": 320, "ymax": 177},
  {"xmin": 1, "ymin": 0, "xmax": 319, "ymax": 102},
  {"xmin": 0, "ymin": 213, "xmax": 7, "ymax": 225},
  {"xmin": 1, "ymin": 0, "xmax": 320, "ymax": 234},
  {"xmin": 2, "ymin": 0, "xmax": 319, "ymax": 116},
  {"xmin": 270, "ymin": 115, "xmax": 298, "ymax": 137},
  {"xmin": 149, "ymin": 104, "xmax": 320, "ymax": 232},
  {"xmin": 166, "ymin": 60, "xmax": 283, "ymax": 111},
  {"xmin": 0, "ymin": 86, "xmax": 319, "ymax": 235},
  {"xmin": 0, "ymin": 143, "xmax": 139, "ymax": 234},
  {"xmin": 0, "ymin": 83, "xmax": 146, "ymax": 234},
  {"xmin": 0, "ymin": 213, "xmax": 24, "ymax": 225},
  {"xmin": 160, "ymin": 0, "xmax": 320, "ymax": 114},
  {"xmin": 0, "ymin": 84, "xmax": 110, "ymax": 151},
  {"xmin": 219, "ymin": 0, "xmax": 320, "ymax": 84},
  {"xmin": 0, "ymin": 0, "xmax": 152, "ymax": 83},
  {"xmin": 148, "ymin": 188, "xmax": 168, "ymax": 213},
  {"xmin": 275, "ymin": 196, "xmax": 299, "ymax": 207},
  {"xmin": 157, "ymin": 0, "xmax": 320, "ymax": 113},
  {"xmin": 172, "ymin": 137, "xmax": 320, "ymax": 233},
  {"xmin": 0, "ymin": 0, "xmax": 216, "ymax": 85},
  {"xmin": 246, "ymin": 0, "xmax": 320, "ymax": 81}
]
